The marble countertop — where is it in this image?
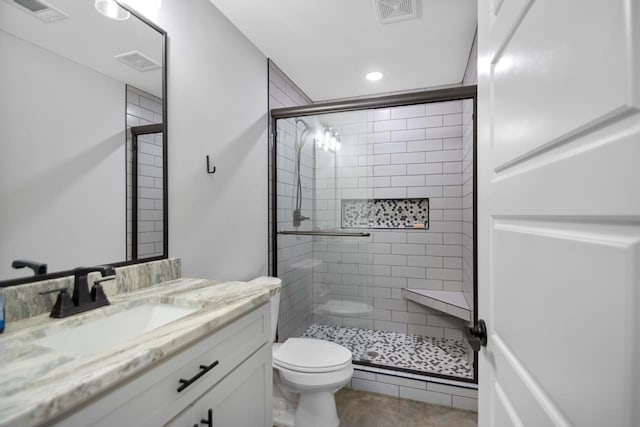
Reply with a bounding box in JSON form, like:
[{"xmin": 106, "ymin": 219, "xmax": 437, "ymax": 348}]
[{"xmin": 0, "ymin": 278, "xmax": 280, "ymax": 427}]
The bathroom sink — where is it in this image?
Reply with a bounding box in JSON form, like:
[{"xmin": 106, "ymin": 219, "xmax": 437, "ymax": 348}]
[{"xmin": 33, "ymin": 304, "xmax": 198, "ymax": 357}]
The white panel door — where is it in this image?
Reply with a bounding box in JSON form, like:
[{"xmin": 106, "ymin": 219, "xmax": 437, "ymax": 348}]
[{"xmin": 477, "ymin": 0, "xmax": 640, "ymax": 426}]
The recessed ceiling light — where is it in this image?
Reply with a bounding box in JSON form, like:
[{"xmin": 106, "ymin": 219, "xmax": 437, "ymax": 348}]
[
  {"xmin": 94, "ymin": 0, "xmax": 130, "ymax": 20},
  {"xmin": 365, "ymin": 71, "xmax": 384, "ymax": 81}
]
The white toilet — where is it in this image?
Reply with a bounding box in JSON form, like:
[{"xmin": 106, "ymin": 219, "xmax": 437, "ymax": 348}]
[{"xmin": 250, "ymin": 276, "xmax": 353, "ymax": 427}]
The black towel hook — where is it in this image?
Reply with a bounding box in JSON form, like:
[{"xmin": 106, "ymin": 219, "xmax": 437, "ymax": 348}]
[{"xmin": 206, "ymin": 155, "xmax": 216, "ymax": 174}]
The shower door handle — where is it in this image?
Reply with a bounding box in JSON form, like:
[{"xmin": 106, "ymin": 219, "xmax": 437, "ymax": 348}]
[
  {"xmin": 466, "ymin": 319, "xmax": 487, "ymax": 352},
  {"xmin": 277, "ymin": 230, "xmax": 371, "ymax": 237}
]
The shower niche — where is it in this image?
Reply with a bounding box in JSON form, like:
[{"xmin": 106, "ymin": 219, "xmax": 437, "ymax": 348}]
[
  {"xmin": 341, "ymin": 198, "xmax": 429, "ymax": 229},
  {"xmin": 270, "ymin": 87, "xmax": 477, "ymax": 383}
]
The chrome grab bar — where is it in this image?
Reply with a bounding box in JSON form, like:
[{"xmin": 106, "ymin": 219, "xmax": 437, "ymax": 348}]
[{"xmin": 277, "ymin": 230, "xmax": 371, "ymax": 237}]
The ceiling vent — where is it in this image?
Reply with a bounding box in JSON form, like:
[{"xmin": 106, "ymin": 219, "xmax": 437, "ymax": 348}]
[
  {"xmin": 114, "ymin": 51, "xmax": 161, "ymax": 72},
  {"xmin": 4, "ymin": 0, "xmax": 68, "ymax": 23},
  {"xmin": 374, "ymin": 0, "xmax": 417, "ymax": 24}
]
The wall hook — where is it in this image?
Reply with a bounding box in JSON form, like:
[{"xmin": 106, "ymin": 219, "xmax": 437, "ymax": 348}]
[{"xmin": 206, "ymin": 155, "xmax": 216, "ymax": 174}]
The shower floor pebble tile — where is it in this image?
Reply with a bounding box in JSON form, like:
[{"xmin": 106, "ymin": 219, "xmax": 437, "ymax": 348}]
[{"xmin": 302, "ymin": 324, "xmax": 473, "ymax": 379}]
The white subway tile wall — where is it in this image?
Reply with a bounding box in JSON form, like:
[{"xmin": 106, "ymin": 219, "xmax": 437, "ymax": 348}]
[
  {"xmin": 126, "ymin": 86, "xmax": 164, "ymax": 259},
  {"xmin": 309, "ymin": 101, "xmax": 469, "ymax": 341},
  {"xmin": 268, "ymin": 61, "xmax": 314, "ymax": 341}
]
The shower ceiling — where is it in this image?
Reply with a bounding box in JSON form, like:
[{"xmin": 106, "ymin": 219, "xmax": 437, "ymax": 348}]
[{"xmin": 208, "ymin": 0, "xmax": 477, "ymax": 100}]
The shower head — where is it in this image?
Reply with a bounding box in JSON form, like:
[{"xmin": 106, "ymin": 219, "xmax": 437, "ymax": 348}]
[
  {"xmin": 295, "ymin": 118, "xmax": 312, "ymax": 132},
  {"xmin": 294, "ymin": 118, "xmax": 313, "ymax": 152}
]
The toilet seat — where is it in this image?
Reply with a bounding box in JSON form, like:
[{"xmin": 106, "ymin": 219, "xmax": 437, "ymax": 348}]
[{"xmin": 273, "ymin": 338, "xmax": 352, "ymax": 373}]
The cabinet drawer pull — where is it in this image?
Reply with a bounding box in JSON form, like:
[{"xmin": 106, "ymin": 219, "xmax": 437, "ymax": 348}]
[{"xmin": 177, "ymin": 361, "xmax": 219, "ymax": 392}]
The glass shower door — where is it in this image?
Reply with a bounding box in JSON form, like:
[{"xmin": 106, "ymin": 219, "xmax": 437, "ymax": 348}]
[
  {"xmin": 274, "ymin": 111, "xmax": 380, "ymax": 354},
  {"xmin": 272, "ymin": 98, "xmax": 475, "ymax": 382}
]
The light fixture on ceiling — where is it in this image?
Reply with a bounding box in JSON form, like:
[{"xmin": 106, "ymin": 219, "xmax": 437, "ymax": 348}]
[
  {"xmin": 94, "ymin": 0, "xmax": 130, "ymax": 20},
  {"xmin": 365, "ymin": 71, "xmax": 384, "ymax": 81},
  {"xmin": 316, "ymin": 127, "xmax": 341, "ymax": 152}
]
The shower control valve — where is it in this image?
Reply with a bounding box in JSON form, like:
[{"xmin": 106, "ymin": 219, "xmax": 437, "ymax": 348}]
[{"xmin": 293, "ymin": 210, "xmax": 310, "ymax": 227}]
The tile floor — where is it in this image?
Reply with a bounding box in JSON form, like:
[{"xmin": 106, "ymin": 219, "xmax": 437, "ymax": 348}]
[
  {"xmin": 335, "ymin": 388, "xmax": 478, "ymax": 427},
  {"xmin": 302, "ymin": 324, "xmax": 474, "ymax": 379}
]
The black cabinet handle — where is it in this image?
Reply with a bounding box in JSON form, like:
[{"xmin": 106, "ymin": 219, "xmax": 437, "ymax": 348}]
[
  {"xmin": 201, "ymin": 408, "xmax": 213, "ymax": 427},
  {"xmin": 177, "ymin": 361, "xmax": 219, "ymax": 392}
]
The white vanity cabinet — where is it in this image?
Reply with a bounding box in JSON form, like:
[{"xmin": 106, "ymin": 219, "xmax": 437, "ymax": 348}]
[
  {"xmin": 54, "ymin": 303, "xmax": 272, "ymax": 427},
  {"xmin": 166, "ymin": 344, "xmax": 271, "ymax": 427}
]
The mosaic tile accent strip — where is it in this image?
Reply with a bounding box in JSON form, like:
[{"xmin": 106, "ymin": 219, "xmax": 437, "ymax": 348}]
[
  {"xmin": 341, "ymin": 198, "xmax": 429, "ymax": 229},
  {"xmin": 302, "ymin": 323, "xmax": 472, "ymax": 379}
]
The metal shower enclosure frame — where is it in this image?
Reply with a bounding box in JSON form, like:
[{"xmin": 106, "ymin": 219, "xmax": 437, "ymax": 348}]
[{"xmin": 269, "ymin": 85, "xmax": 478, "ymax": 384}]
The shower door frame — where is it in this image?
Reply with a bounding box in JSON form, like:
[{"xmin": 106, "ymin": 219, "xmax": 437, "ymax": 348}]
[
  {"xmin": 270, "ymin": 85, "xmax": 478, "ymax": 384},
  {"xmin": 130, "ymin": 123, "xmax": 164, "ymax": 260}
]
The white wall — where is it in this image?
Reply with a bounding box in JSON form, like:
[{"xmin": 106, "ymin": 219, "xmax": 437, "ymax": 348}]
[
  {"xmin": 0, "ymin": 31, "xmax": 125, "ymax": 280},
  {"xmin": 151, "ymin": 0, "xmax": 269, "ymax": 280}
]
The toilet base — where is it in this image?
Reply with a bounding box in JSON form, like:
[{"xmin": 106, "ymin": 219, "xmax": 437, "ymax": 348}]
[
  {"xmin": 273, "ymin": 370, "xmax": 342, "ymax": 427},
  {"xmin": 273, "ymin": 384, "xmax": 296, "ymax": 427},
  {"xmin": 295, "ymin": 391, "xmax": 339, "ymax": 427},
  {"xmin": 273, "ymin": 395, "xmax": 295, "ymax": 427}
]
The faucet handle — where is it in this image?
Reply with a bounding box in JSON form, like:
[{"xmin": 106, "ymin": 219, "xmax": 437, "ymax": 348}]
[
  {"xmin": 39, "ymin": 288, "xmax": 75, "ymax": 318},
  {"xmin": 90, "ymin": 283, "xmax": 110, "ymax": 305}
]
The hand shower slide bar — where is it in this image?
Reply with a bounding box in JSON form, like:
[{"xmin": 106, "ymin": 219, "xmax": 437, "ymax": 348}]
[{"xmin": 277, "ymin": 230, "xmax": 371, "ymax": 237}]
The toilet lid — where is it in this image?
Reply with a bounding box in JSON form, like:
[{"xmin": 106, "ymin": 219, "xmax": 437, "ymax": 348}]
[{"xmin": 273, "ymin": 338, "xmax": 352, "ymax": 373}]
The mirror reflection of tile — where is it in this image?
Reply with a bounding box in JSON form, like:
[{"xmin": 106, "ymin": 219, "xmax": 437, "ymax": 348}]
[{"xmin": 341, "ymin": 198, "xmax": 429, "ymax": 229}]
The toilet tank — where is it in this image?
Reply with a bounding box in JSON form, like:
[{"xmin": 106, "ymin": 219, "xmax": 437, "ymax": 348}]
[{"xmin": 248, "ymin": 276, "xmax": 281, "ymax": 342}]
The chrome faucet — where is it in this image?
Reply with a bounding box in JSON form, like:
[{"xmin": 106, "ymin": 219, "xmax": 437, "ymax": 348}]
[{"xmin": 40, "ymin": 266, "xmax": 116, "ymax": 318}]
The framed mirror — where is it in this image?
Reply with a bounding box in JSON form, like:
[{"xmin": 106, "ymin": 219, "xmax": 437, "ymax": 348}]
[{"xmin": 0, "ymin": 0, "xmax": 167, "ymax": 286}]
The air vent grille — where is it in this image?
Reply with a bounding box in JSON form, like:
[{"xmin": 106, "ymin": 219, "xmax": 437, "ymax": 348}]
[
  {"xmin": 115, "ymin": 51, "xmax": 162, "ymax": 72},
  {"xmin": 5, "ymin": 0, "xmax": 68, "ymax": 22},
  {"xmin": 14, "ymin": 0, "xmax": 46, "ymax": 12},
  {"xmin": 374, "ymin": 0, "xmax": 417, "ymax": 24}
]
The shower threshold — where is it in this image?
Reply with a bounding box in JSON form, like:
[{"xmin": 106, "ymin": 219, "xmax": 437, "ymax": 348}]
[{"xmin": 302, "ymin": 324, "xmax": 474, "ymax": 381}]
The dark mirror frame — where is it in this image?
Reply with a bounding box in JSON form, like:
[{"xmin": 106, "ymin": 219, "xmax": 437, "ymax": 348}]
[{"xmin": 0, "ymin": 2, "xmax": 168, "ymax": 288}]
